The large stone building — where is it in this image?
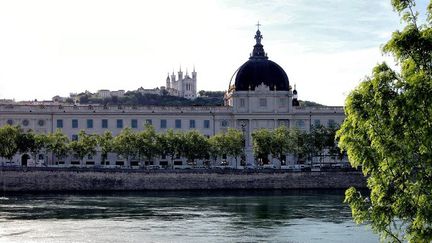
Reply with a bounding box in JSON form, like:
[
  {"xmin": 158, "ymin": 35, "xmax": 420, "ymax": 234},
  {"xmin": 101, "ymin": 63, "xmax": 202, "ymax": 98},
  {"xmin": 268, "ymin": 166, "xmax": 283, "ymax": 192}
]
[{"xmin": 0, "ymin": 28, "xmax": 345, "ymax": 168}]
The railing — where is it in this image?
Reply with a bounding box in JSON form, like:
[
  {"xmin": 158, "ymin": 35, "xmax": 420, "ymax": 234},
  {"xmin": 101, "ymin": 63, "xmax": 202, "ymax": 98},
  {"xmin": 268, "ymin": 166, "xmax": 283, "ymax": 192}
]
[{"xmin": 292, "ymin": 106, "xmax": 344, "ymax": 113}]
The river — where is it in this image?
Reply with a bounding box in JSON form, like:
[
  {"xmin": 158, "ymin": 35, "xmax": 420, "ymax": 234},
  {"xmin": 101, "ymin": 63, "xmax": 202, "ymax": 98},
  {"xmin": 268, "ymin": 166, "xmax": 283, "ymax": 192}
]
[{"xmin": 0, "ymin": 190, "xmax": 377, "ymax": 243}]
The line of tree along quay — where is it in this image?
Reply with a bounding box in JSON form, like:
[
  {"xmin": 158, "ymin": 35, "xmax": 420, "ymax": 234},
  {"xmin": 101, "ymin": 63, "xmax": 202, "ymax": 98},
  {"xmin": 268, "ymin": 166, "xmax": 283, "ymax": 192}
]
[{"xmin": 0, "ymin": 123, "xmax": 346, "ymax": 170}]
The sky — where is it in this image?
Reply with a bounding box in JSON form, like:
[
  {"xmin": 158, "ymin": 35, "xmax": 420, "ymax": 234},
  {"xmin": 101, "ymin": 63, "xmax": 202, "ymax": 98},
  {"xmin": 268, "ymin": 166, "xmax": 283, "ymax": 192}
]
[{"xmin": 0, "ymin": 0, "xmax": 429, "ymax": 106}]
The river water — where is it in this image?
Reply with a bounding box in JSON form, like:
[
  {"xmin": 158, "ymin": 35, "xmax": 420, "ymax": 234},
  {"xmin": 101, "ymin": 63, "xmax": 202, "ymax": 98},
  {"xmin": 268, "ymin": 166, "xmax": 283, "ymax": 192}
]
[{"xmin": 0, "ymin": 190, "xmax": 377, "ymax": 243}]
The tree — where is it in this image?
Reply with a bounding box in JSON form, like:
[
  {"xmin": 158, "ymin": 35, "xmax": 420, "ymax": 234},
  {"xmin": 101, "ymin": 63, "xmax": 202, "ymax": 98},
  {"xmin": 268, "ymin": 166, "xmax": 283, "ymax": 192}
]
[
  {"xmin": 112, "ymin": 127, "xmax": 138, "ymax": 166},
  {"xmin": 97, "ymin": 131, "xmax": 114, "ymax": 165},
  {"xmin": 16, "ymin": 130, "xmax": 36, "ymax": 154},
  {"xmin": 337, "ymin": 1, "xmax": 432, "ymax": 241},
  {"xmin": 208, "ymin": 133, "xmax": 225, "ymax": 166},
  {"xmin": 17, "ymin": 130, "xmax": 49, "ymax": 165},
  {"xmin": 46, "ymin": 129, "xmax": 70, "ymax": 163},
  {"xmin": 208, "ymin": 129, "xmax": 242, "ymax": 167},
  {"xmin": 310, "ymin": 125, "xmax": 327, "ymax": 165},
  {"xmin": 224, "ymin": 128, "xmax": 245, "ymax": 168},
  {"xmin": 136, "ymin": 124, "xmax": 160, "ymax": 166},
  {"xmin": 251, "ymin": 128, "xmax": 272, "ymax": 165},
  {"xmin": 270, "ymin": 126, "xmax": 292, "ymax": 166},
  {"xmin": 69, "ymin": 130, "xmax": 98, "ymax": 166},
  {"xmin": 0, "ymin": 125, "xmax": 20, "ymax": 163},
  {"xmin": 179, "ymin": 130, "xmax": 210, "ymax": 166},
  {"xmin": 157, "ymin": 129, "xmax": 183, "ymax": 169}
]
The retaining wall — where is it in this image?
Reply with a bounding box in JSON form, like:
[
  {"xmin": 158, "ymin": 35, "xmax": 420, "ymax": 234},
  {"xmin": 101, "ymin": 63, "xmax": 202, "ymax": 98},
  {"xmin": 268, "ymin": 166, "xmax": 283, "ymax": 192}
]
[{"xmin": 0, "ymin": 170, "xmax": 367, "ymax": 192}]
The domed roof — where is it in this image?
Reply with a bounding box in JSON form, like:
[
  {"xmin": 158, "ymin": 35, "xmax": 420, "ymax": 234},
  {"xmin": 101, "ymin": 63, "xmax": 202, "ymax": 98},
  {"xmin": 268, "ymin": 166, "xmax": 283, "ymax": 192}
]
[{"xmin": 232, "ymin": 29, "xmax": 290, "ymax": 91}]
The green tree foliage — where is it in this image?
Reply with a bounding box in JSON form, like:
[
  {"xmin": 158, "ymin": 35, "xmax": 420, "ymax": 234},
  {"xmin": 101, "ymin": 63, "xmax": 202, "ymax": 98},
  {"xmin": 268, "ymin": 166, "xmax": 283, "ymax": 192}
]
[
  {"xmin": 69, "ymin": 130, "xmax": 98, "ymax": 165},
  {"xmin": 223, "ymin": 128, "xmax": 244, "ymax": 167},
  {"xmin": 209, "ymin": 128, "xmax": 244, "ymax": 167},
  {"xmin": 157, "ymin": 129, "xmax": 183, "ymax": 168},
  {"xmin": 136, "ymin": 124, "xmax": 160, "ymax": 163},
  {"xmin": 96, "ymin": 131, "xmax": 114, "ymax": 165},
  {"xmin": 79, "ymin": 91, "xmax": 224, "ymax": 106},
  {"xmin": 251, "ymin": 128, "xmax": 273, "ymax": 164},
  {"xmin": 337, "ymin": 1, "xmax": 432, "ymax": 241},
  {"xmin": 308, "ymin": 125, "xmax": 340, "ymax": 165},
  {"xmin": 16, "ymin": 130, "xmax": 49, "ymax": 164},
  {"xmin": 0, "ymin": 125, "xmax": 20, "ymax": 161},
  {"xmin": 179, "ymin": 130, "xmax": 210, "ymax": 165},
  {"xmin": 112, "ymin": 127, "xmax": 138, "ymax": 165},
  {"xmin": 298, "ymin": 100, "xmax": 325, "ymax": 107},
  {"xmin": 46, "ymin": 129, "xmax": 70, "ymax": 162},
  {"xmin": 271, "ymin": 126, "xmax": 293, "ymax": 164},
  {"xmin": 208, "ymin": 132, "xmax": 226, "ymax": 164},
  {"xmin": 16, "ymin": 130, "xmax": 36, "ymax": 154}
]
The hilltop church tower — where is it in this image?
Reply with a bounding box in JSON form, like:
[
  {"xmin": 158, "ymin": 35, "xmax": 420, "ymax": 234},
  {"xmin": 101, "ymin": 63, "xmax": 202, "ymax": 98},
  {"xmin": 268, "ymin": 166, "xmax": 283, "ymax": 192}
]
[{"xmin": 165, "ymin": 66, "xmax": 197, "ymax": 99}]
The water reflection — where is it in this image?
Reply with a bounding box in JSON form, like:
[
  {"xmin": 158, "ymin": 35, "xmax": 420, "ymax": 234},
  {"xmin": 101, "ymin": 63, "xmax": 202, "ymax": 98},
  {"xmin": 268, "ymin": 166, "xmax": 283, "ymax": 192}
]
[
  {"xmin": 0, "ymin": 190, "xmax": 377, "ymax": 243},
  {"xmin": 0, "ymin": 190, "xmax": 351, "ymax": 224}
]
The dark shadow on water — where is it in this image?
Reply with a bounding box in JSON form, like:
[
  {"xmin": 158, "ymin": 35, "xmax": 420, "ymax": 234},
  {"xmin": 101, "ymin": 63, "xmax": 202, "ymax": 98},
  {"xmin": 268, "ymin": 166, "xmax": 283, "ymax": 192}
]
[{"xmin": 0, "ymin": 189, "xmax": 366, "ymax": 227}]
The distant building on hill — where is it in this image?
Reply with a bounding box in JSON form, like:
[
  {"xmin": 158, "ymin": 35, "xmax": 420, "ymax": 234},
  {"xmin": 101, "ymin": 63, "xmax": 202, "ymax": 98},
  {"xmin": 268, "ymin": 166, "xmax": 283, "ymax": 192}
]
[{"xmin": 165, "ymin": 67, "xmax": 197, "ymax": 99}]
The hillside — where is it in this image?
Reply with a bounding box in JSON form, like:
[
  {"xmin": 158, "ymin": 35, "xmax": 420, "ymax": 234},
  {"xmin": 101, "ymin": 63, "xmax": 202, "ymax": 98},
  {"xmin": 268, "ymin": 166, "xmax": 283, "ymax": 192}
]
[{"xmin": 74, "ymin": 90, "xmax": 325, "ymax": 107}]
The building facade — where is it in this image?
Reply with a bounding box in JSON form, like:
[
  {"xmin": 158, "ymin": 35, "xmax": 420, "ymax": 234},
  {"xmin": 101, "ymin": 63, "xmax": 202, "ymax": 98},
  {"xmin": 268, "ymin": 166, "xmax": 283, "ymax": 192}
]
[{"xmin": 0, "ymin": 28, "xmax": 345, "ymax": 168}]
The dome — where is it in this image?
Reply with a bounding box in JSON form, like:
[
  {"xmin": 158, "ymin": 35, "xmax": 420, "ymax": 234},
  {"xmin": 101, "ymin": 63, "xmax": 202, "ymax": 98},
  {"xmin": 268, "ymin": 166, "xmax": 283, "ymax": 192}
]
[{"xmin": 232, "ymin": 29, "xmax": 290, "ymax": 91}]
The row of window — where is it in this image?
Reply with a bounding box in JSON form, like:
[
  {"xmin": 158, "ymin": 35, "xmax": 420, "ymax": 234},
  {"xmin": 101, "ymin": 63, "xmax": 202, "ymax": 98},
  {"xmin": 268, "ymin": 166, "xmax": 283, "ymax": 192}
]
[
  {"xmin": 296, "ymin": 119, "xmax": 337, "ymax": 128},
  {"xmin": 313, "ymin": 119, "xmax": 336, "ymax": 127},
  {"xmin": 6, "ymin": 119, "xmax": 45, "ymax": 127},
  {"xmin": 57, "ymin": 119, "xmax": 213, "ymax": 129},
  {"xmin": 238, "ymin": 98, "xmax": 288, "ymax": 108}
]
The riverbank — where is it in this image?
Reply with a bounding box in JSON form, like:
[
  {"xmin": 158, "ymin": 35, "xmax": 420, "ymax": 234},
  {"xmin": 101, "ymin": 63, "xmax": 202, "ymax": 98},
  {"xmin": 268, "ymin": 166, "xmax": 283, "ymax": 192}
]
[{"xmin": 0, "ymin": 169, "xmax": 366, "ymax": 192}]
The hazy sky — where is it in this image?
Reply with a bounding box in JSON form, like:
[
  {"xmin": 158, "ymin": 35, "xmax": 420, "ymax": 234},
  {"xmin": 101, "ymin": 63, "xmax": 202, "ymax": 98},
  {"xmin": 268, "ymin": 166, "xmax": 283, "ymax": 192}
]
[{"xmin": 0, "ymin": 0, "xmax": 429, "ymax": 105}]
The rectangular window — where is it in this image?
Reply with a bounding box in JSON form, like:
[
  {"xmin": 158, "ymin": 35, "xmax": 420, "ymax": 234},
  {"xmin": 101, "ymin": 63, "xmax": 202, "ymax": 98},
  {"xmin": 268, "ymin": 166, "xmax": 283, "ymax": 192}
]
[
  {"xmin": 116, "ymin": 119, "xmax": 123, "ymax": 129},
  {"xmin": 160, "ymin": 119, "xmax": 167, "ymax": 129},
  {"xmin": 71, "ymin": 134, "xmax": 78, "ymax": 141},
  {"xmin": 160, "ymin": 161, "xmax": 168, "ymax": 167},
  {"xmin": 259, "ymin": 98, "xmax": 267, "ymax": 107},
  {"xmin": 240, "ymin": 98, "xmax": 245, "ymax": 107},
  {"xmin": 131, "ymin": 119, "xmax": 138, "ymax": 128},
  {"xmin": 146, "ymin": 119, "xmax": 152, "ymax": 125},
  {"xmin": 87, "ymin": 119, "xmax": 93, "ymax": 129},
  {"xmin": 221, "ymin": 120, "xmax": 228, "ymax": 127},
  {"xmin": 175, "ymin": 119, "xmax": 181, "ymax": 129},
  {"xmin": 296, "ymin": 120, "xmax": 305, "ymax": 129},
  {"xmin": 279, "ymin": 98, "xmax": 287, "ymax": 107},
  {"xmin": 314, "ymin": 119, "xmax": 321, "ymax": 127},
  {"xmin": 189, "ymin": 120, "xmax": 195, "ymax": 129},
  {"xmin": 56, "ymin": 119, "xmax": 63, "ymax": 128},
  {"xmin": 204, "ymin": 120, "xmax": 210, "ymax": 129},
  {"xmin": 328, "ymin": 119, "xmax": 336, "ymax": 128},
  {"xmin": 102, "ymin": 119, "xmax": 108, "ymax": 128},
  {"xmin": 72, "ymin": 119, "xmax": 78, "ymax": 128}
]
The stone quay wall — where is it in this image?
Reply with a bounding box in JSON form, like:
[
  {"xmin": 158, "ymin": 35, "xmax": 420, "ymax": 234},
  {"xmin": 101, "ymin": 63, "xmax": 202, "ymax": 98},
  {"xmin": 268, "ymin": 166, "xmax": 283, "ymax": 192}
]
[{"xmin": 0, "ymin": 169, "xmax": 367, "ymax": 192}]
